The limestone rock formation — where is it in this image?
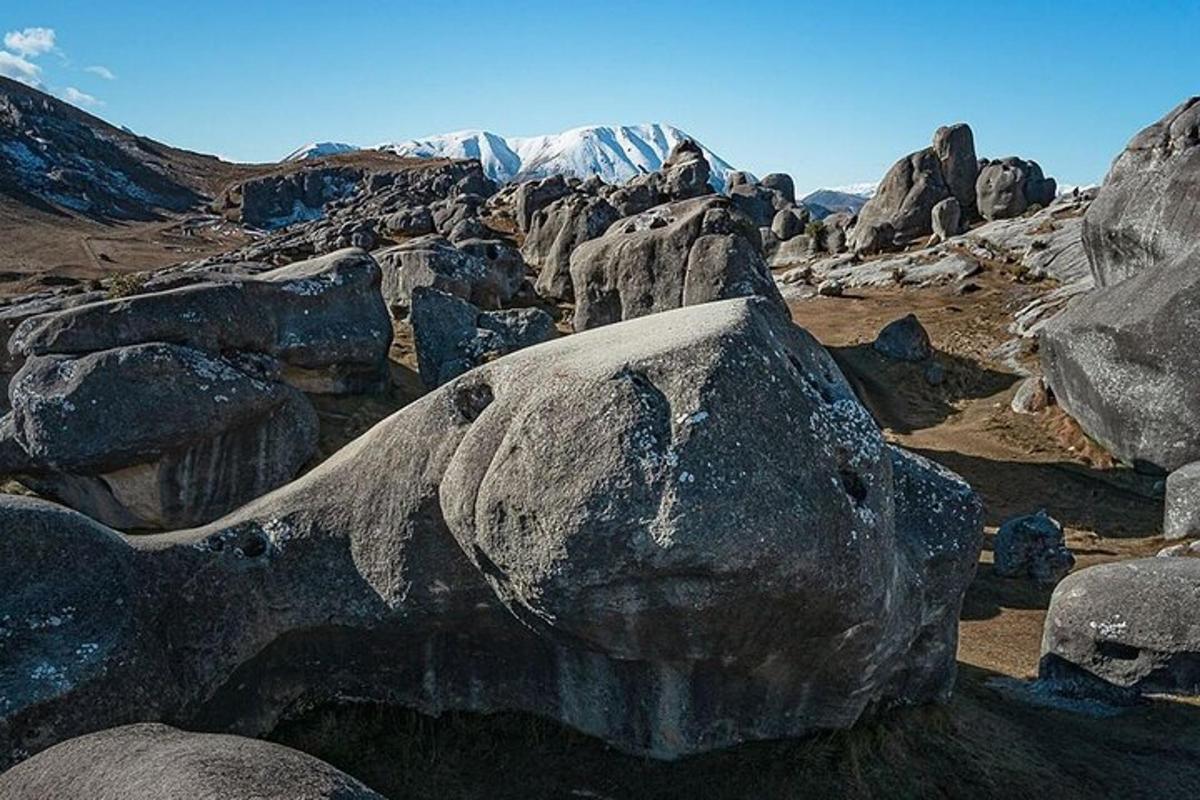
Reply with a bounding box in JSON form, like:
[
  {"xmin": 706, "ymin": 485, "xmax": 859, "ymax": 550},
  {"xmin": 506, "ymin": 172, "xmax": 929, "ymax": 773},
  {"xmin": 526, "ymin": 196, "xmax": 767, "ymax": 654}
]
[
  {"xmin": 0, "ymin": 298, "xmax": 982, "ymax": 765},
  {"xmin": 993, "ymin": 511, "xmax": 1074, "ymax": 584},
  {"xmin": 976, "ymin": 157, "xmax": 1056, "ymax": 221},
  {"xmin": 568, "ymin": 197, "xmax": 784, "ymax": 330},
  {"xmin": 0, "ymin": 724, "xmax": 385, "ymax": 800},
  {"xmin": 523, "ymin": 193, "xmax": 620, "ymax": 302},
  {"xmin": 1082, "ymin": 96, "xmax": 1200, "ymax": 288},
  {"xmin": 1164, "ymin": 462, "xmax": 1200, "ymax": 540},
  {"xmin": 375, "ymin": 235, "xmax": 523, "ymax": 316},
  {"xmin": 411, "ymin": 287, "xmax": 557, "ymax": 387},
  {"xmin": 1040, "ymin": 558, "xmax": 1200, "ymax": 698}
]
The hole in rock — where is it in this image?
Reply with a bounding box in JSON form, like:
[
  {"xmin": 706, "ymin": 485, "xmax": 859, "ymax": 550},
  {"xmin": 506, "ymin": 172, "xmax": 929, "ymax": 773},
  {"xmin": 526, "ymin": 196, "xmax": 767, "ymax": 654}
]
[
  {"xmin": 453, "ymin": 382, "xmax": 494, "ymax": 422},
  {"xmin": 236, "ymin": 531, "xmax": 269, "ymax": 558},
  {"xmin": 839, "ymin": 469, "xmax": 868, "ymax": 505},
  {"xmin": 1096, "ymin": 640, "xmax": 1141, "ymax": 662}
]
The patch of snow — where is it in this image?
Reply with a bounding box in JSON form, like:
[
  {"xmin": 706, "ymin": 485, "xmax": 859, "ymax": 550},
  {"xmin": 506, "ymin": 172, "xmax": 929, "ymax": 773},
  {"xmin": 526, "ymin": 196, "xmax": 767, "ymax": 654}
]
[{"xmin": 283, "ymin": 142, "xmax": 357, "ymax": 162}]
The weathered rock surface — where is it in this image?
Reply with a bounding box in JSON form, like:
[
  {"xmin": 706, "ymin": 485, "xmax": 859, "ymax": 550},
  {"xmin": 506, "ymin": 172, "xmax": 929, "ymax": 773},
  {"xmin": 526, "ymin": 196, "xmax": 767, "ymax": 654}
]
[
  {"xmin": 411, "ymin": 287, "xmax": 556, "ymax": 387},
  {"xmin": 930, "ymin": 197, "xmax": 961, "ymax": 244},
  {"xmin": 993, "ymin": 511, "xmax": 1074, "ymax": 583},
  {"xmin": 760, "ymin": 172, "xmax": 796, "ymax": 204},
  {"xmin": 1164, "ymin": 462, "xmax": 1200, "ymax": 540},
  {"xmin": 515, "ymin": 174, "xmax": 572, "ymax": 232},
  {"xmin": 976, "ymin": 157, "xmax": 1056, "ymax": 221},
  {"xmin": 375, "ymin": 235, "xmax": 522, "ymax": 315},
  {"xmin": 1082, "ymin": 97, "xmax": 1200, "ymax": 288},
  {"xmin": 9, "ymin": 249, "xmax": 392, "ymax": 394},
  {"xmin": 934, "ymin": 124, "xmax": 979, "ymax": 219},
  {"xmin": 851, "ymin": 143, "xmax": 952, "ymax": 251},
  {"xmin": 0, "ymin": 298, "xmax": 982, "ymax": 765},
  {"xmin": 0, "ymin": 724, "xmax": 385, "ymax": 800},
  {"xmin": 523, "ymin": 193, "xmax": 620, "ymax": 301},
  {"xmin": 873, "ymin": 314, "xmax": 933, "ymax": 362},
  {"xmin": 1040, "ymin": 558, "xmax": 1200, "ymax": 697},
  {"xmin": 569, "ymin": 197, "xmax": 784, "ymax": 330},
  {"xmin": 1040, "ymin": 251, "xmax": 1200, "ymax": 472},
  {"xmin": 1010, "ymin": 375, "xmax": 1051, "ymax": 415}
]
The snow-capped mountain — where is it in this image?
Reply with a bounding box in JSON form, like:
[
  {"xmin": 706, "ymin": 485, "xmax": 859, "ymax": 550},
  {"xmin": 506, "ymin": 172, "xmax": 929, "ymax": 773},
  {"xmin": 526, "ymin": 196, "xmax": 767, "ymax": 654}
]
[
  {"xmin": 283, "ymin": 124, "xmax": 737, "ymax": 191},
  {"xmin": 801, "ymin": 182, "xmax": 878, "ymax": 216},
  {"xmin": 283, "ymin": 142, "xmax": 358, "ymax": 162}
]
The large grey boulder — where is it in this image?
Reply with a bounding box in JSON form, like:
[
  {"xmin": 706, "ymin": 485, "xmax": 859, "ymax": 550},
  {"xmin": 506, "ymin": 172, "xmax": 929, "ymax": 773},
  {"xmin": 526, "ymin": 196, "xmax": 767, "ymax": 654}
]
[
  {"xmin": 1083, "ymin": 97, "xmax": 1200, "ymax": 288},
  {"xmin": 411, "ymin": 287, "xmax": 556, "ymax": 387},
  {"xmin": 0, "ymin": 344, "xmax": 318, "ymax": 529},
  {"xmin": 0, "ymin": 298, "xmax": 982, "ymax": 765},
  {"xmin": 523, "ymin": 193, "xmax": 620, "ymax": 301},
  {"xmin": 976, "ymin": 157, "xmax": 1057, "ymax": 221},
  {"xmin": 1040, "ymin": 558, "xmax": 1200, "ymax": 697},
  {"xmin": 760, "ymin": 172, "xmax": 796, "ymax": 204},
  {"xmin": 851, "ymin": 147, "xmax": 950, "ymax": 251},
  {"xmin": 1165, "ymin": 462, "xmax": 1200, "ymax": 540},
  {"xmin": 9, "ymin": 249, "xmax": 392, "ymax": 394},
  {"xmin": 568, "ymin": 196, "xmax": 784, "ymax": 331},
  {"xmin": 657, "ymin": 138, "xmax": 713, "ymax": 200},
  {"xmin": 0, "ymin": 724, "xmax": 385, "ymax": 800},
  {"xmin": 933, "ymin": 123, "xmax": 979, "ymax": 220},
  {"xmin": 1040, "ymin": 251, "xmax": 1200, "ymax": 472},
  {"xmin": 514, "ymin": 174, "xmax": 572, "ymax": 232},
  {"xmin": 375, "ymin": 235, "xmax": 519, "ymax": 315},
  {"xmin": 771, "ymin": 206, "xmax": 809, "ymax": 241}
]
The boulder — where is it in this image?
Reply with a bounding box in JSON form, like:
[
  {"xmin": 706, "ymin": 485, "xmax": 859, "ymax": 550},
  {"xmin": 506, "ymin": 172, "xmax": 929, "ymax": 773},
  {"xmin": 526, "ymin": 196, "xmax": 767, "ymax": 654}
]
[
  {"xmin": 976, "ymin": 157, "xmax": 1057, "ymax": 221},
  {"xmin": 1082, "ymin": 97, "xmax": 1200, "ymax": 288},
  {"xmin": 1164, "ymin": 461, "xmax": 1200, "ymax": 540},
  {"xmin": 760, "ymin": 172, "xmax": 796, "ymax": 204},
  {"xmin": 0, "ymin": 724, "xmax": 385, "ymax": 800},
  {"xmin": 431, "ymin": 192, "xmax": 486, "ymax": 235},
  {"xmin": 851, "ymin": 147, "xmax": 949, "ymax": 251},
  {"xmin": 455, "ymin": 238, "xmax": 527, "ymax": 300},
  {"xmin": 993, "ymin": 510, "xmax": 1074, "ymax": 584},
  {"xmin": 568, "ymin": 196, "xmax": 784, "ymax": 331},
  {"xmin": 725, "ymin": 170, "xmax": 754, "ymax": 190},
  {"xmin": 0, "ymin": 297, "xmax": 982, "ymax": 764},
  {"xmin": 1040, "ymin": 252, "xmax": 1200, "ymax": 472},
  {"xmin": 1010, "ymin": 375, "xmax": 1050, "ymax": 414},
  {"xmin": 771, "ymin": 207, "xmax": 809, "ymax": 241},
  {"xmin": 8, "ymin": 249, "xmax": 392, "ymax": 394},
  {"xmin": 1040, "ymin": 558, "xmax": 1200, "ymax": 697},
  {"xmin": 933, "ymin": 123, "xmax": 979, "ymax": 220},
  {"xmin": 930, "ymin": 196, "xmax": 962, "ymax": 244},
  {"xmin": 375, "ymin": 235, "xmax": 517, "ymax": 315},
  {"xmin": 873, "ymin": 314, "xmax": 933, "ymax": 362},
  {"xmin": 0, "ymin": 343, "xmax": 318, "ymax": 529},
  {"xmin": 657, "ymin": 139, "xmax": 713, "ymax": 200},
  {"xmin": 523, "ymin": 193, "xmax": 620, "ymax": 301},
  {"xmin": 728, "ymin": 182, "xmax": 789, "ymax": 227},
  {"xmin": 411, "ymin": 287, "xmax": 556, "ymax": 387},
  {"xmin": 515, "ymin": 174, "xmax": 572, "ymax": 233}
]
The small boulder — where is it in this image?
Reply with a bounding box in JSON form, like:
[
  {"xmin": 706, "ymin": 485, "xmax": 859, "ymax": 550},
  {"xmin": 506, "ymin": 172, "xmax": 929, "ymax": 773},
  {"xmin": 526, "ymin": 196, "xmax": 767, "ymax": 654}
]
[
  {"xmin": 375, "ymin": 235, "xmax": 517, "ymax": 315},
  {"xmin": 873, "ymin": 314, "xmax": 933, "ymax": 362},
  {"xmin": 930, "ymin": 196, "xmax": 962, "ymax": 244},
  {"xmin": 515, "ymin": 174, "xmax": 572, "ymax": 232},
  {"xmin": 993, "ymin": 510, "xmax": 1075, "ymax": 583},
  {"xmin": 771, "ymin": 207, "xmax": 809, "ymax": 241},
  {"xmin": 384, "ymin": 205, "xmax": 435, "ymax": 237},
  {"xmin": 760, "ymin": 172, "xmax": 796, "ymax": 204},
  {"xmin": 1164, "ymin": 462, "xmax": 1200, "ymax": 540},
  {"xmin": 1010, "ymin": 375, "xmax": 1051, "ymax": 414}
]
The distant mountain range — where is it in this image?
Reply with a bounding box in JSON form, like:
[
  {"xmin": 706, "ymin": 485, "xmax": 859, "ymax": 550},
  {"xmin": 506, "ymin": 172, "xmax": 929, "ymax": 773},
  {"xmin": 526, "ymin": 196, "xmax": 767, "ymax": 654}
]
[{"xmin": 285, "ymin": 124, "xmax": 738, "ymax": 190}]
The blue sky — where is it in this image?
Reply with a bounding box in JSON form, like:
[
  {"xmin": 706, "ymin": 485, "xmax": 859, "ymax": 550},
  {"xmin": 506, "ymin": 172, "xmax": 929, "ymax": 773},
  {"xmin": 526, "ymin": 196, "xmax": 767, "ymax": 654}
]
[{"xmin": 2, "ymin": 1, "xmax": 1198, "ymax": 191}]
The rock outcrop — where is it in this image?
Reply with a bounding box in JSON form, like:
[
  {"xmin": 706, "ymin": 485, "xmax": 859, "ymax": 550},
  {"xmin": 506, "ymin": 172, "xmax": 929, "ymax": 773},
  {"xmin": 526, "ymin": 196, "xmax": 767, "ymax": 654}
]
[
  {"xmin": 375, "ymin": 235, "xmax": 524, "ymax": 316},
  {"xmin": 0, "ymin": 249, "xmax": 389, "ymax": 528},
  {"xmin": 0, "ymin": 298, "xmax": 982, "ymax": 765},
  {"xmin": 411, "ymin": 287, "xmax": 556, "ymax": 387},
  {"xmin": 873, "ymin": 314, "xmax": 933, "ymax": 362},
  {"xmin": 850, "ymin": 136, "xmax": 956, "ymax": 251},
  {"xmin": 993, "ymin": 511, "xmax": 1074, "ymax": 584},
  {"xmin": 1040, "ymin": 558, "xmax": 1200, "ymax": 697},
  {"xmin": 1082, "ymin": 97, "xmax": 1200, "ymax": 288},
  {"xmin": 523, "ymin": 193, "xmax": 620, "ymax": 302},
  {"xmin": 1040, "ymin": 251, "xmax": 1200, "ymax": 472},
  {"xmin": 0, "ymin": 724, "xmax": 385, "ymax": 800},
  {"xmin": 1164, "ymin": 462, "xmax": 1200, "ymax": 540},
  {"xmin": 934, "ymin": 124, "xmax": 980, "ymax": 219},
  {"xmin": 976, "ymin": 157, "xmax": 1057, "ymax": 221},
  {"xmin": 569, "ymin": 196, "xmax": 784, "ymax": 331}
]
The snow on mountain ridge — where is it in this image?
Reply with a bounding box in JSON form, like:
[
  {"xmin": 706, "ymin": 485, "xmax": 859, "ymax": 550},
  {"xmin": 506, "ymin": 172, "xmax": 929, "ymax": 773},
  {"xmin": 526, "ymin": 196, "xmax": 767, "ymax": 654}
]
[
  {"xmin": 283, "ymin": 142, "xmax": 358, "ymax": 162},
  {"xmin": 283, "ymin": 124, "xmax": 736, "ymax": 190}
]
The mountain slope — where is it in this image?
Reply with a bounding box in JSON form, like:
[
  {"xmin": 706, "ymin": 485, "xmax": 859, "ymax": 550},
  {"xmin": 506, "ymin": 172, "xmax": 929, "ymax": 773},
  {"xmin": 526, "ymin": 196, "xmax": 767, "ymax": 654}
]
[
  {"xmin": 288, "ymin": 124, "xmax": 737, "ymax": 190},
  {"xmin": 283, "ymin": 142, "xmax": 359, "ymax": 162}
]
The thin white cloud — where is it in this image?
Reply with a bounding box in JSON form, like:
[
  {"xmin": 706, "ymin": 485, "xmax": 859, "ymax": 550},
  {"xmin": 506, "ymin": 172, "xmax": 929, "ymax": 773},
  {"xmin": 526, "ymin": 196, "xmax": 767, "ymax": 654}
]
[
  {"xmin": 63, "ymin": 86, "xmax": 102, "ymax": 108},
  {"xmin": 84, "ymin": 64, "xmax": 116, "ymax": 80},
  {"xmin": 0, "ymin": 51, "xmax": 42, "ymax": 86},
  {"xmin": 3, "ymin": 27, "xmax": 56, "ymax": 58}
]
